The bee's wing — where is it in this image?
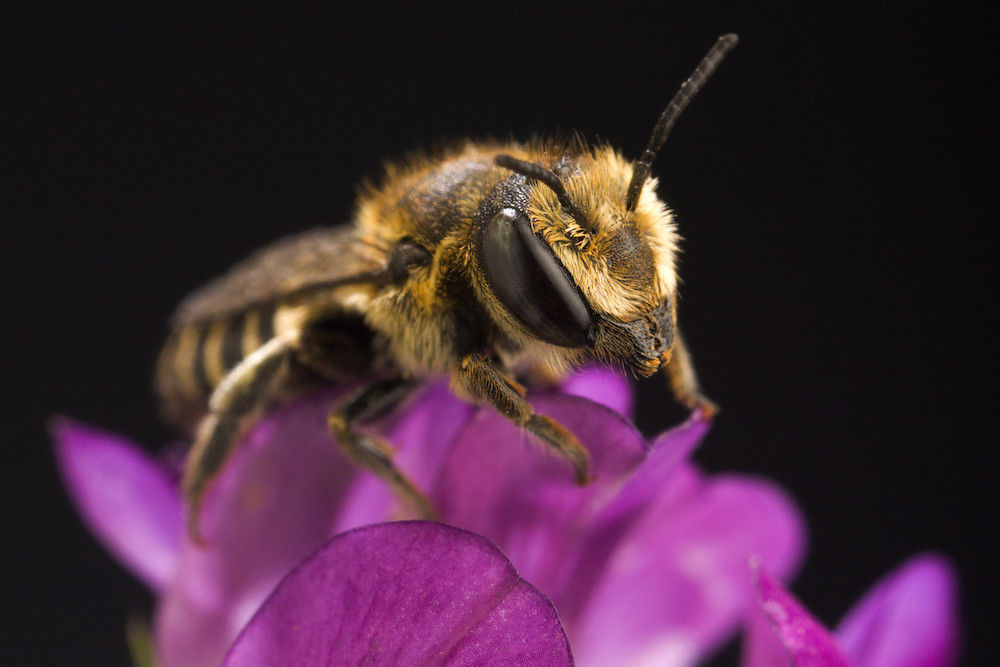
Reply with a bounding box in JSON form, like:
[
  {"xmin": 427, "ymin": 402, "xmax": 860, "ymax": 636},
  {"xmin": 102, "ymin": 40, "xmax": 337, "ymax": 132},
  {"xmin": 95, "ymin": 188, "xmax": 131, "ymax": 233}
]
[{"xmin": 171, "ymin": 226, "xmax": 389, "ymax": 327}]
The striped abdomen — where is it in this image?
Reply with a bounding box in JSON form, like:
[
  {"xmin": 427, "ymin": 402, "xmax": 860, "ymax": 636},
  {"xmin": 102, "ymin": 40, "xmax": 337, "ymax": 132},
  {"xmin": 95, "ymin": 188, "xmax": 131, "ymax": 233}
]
[{"xmin": 156, "ymin": 303, "xmax": 276, "ymax": 432}]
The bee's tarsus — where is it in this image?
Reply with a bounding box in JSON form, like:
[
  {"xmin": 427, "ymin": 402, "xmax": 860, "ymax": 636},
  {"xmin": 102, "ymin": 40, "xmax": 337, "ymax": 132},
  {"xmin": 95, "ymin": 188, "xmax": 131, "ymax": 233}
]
[
  {"xmin": 328, "ymin": 379, "xmax": 435, "ymax": 519},
  {"xmin": 661, "ymin": 328, "xmax": 717, "ymax": 420},
  {"xmin": 455, "ymin": 353, "xmax": 593, "ymax": 484},
  {"xmin": 696, "ymin": 398, "xmax": 720, "ymax": 420},
  {"xmin": 528, "ymin": 414, "xmax": 593, "ymax": 485}
]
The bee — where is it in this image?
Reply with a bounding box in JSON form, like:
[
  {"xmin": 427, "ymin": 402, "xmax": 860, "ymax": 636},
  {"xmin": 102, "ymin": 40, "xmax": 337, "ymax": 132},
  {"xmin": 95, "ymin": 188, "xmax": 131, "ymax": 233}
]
[{"xmin": 157, "ymin": 34, "xmax": 737, "ymax": 538}]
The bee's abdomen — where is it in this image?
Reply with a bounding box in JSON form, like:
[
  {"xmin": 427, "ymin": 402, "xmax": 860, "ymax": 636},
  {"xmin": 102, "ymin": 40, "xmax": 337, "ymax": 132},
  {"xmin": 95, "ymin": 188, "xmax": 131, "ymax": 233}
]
[{"xmin": 156, "ymin": 304, "xmax": 276, "ymax": 431}]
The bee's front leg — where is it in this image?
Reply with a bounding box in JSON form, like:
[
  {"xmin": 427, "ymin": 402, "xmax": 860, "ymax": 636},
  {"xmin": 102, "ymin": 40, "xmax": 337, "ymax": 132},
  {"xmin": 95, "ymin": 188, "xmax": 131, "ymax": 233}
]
[
  {"xmin": 662, "ymin": 329, "xmax": 719, "ymax": 418},
  {"xmin": 452, "ymin": 352, "xmax": 592, "ymax": 484},
  {"xmin": 327, "ymin": 378, "xmax": 436, "ymax": 520}
]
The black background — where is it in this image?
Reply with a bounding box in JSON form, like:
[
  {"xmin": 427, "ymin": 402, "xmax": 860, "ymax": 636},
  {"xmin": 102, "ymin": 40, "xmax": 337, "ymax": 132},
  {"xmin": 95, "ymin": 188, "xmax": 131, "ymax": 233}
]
[{"xmin": 7, "ymin": 5, "xmax": 996, "ymax": 665}]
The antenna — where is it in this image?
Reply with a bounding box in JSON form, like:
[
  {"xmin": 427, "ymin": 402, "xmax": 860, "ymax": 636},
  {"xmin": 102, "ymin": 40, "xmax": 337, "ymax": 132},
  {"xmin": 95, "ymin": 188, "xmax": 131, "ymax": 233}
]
[{"xmin": 625, "ymin": 33, "xmax": 739, "ymax": 211}]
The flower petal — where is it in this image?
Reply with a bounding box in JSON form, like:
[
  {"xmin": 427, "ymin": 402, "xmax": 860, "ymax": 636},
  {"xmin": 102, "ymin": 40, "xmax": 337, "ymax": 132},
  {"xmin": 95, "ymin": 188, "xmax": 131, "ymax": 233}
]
[
  {"xmin": 553, "ymin": 414, "xmax": 711, "ymax": 622},
  {"xmin": 437, "ymin": 394, "xmax": 647, "ymax": 601},
  {"xmin": 222, "ymin": 522, "xmax": 572, "ymax": 666},
  {"xmin": 155, "ymin": 387, "xmax": 358, "ymax": 667},
  {"xmin": 559, "ymin": 364, "xmax": 634, "ymax": 417},
  {"xmin": 743, "ymin": 563, "xmax": 850, "ymax": 667},
  {"xmin": 573, "ymin": 474, "xmax": 806, "ymax": 667},
  {"xmin": 52, "ymin": 418, "xmax": 182, "ymax": 592},
  {"xmin": 592, "ymin": 412, "xmax": 711, "ymax": 529},
  {"xmin": 835, "ymin": 554, "xmax": 960, "ymax": 667}
]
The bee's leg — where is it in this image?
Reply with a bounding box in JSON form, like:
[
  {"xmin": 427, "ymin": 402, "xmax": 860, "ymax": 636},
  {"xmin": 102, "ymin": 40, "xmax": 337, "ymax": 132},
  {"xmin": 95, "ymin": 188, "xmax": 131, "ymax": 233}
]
[
  {"xmin": 453, "ymin": 352, "xmax": 592, "ymax": 484},
  {"xmin": 183, "ymin": 335, "xmax": 295, "ymax": 541},
  {"xmin": 327, "ymin": 379, "xmax": 436, "ymax": 519},
  {"xmin": 663, "ymin": 329, "xmax": 719, "ymax": 418}
]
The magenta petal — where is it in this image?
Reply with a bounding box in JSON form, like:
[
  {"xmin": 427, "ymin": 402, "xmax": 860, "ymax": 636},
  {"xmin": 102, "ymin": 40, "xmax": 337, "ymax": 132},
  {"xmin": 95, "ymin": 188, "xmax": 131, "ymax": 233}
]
[
  {"xmin": 155, "ymin": 388, "xmax": 358, "ymax": 667},
  {"xmin": 573, "ymin": 474, "xmax": 806, "ymax": 666},
  {"xmin": 52, "ymin": 418, "xmax": 182, "ymax": 592},
  {"xmin": 593, "ymin": 412, "xmax": 711, "ymax": 529},
  {"xmin": 552, "ymin": 415, "xmax": 710, "ymax": 623},
  {"xmin": 559, "ymin": 364, "xmax": 634, "ymax": 417},
  {"xmin": 222, "ymin": 522, "xmax": 572, "ymax": 666},
  {"xmin": 743, "ymin": 563, "xmax": 850, "ymax": 667},
  {"xmin": 835, "ymin": 554, "xmax": 960, "ymax": 667},
  {"xmin": 437, "ymin": 394, "xmax": 647, "ymax": 600}
]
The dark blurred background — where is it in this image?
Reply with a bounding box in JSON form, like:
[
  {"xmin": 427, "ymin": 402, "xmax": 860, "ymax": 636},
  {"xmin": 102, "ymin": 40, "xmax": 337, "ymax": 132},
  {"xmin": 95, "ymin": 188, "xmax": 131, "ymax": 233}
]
[{"xmin": 7, "ymin": 5, "xmax": 996, "ymax": 664}]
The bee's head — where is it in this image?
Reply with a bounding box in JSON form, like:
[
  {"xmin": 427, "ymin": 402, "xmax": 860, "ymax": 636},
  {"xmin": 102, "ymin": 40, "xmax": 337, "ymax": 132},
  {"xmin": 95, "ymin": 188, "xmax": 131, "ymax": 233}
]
[
  {"xmin": 477, "ymin": 149, "xmax": 677, "ymax": 377},
  {"xmin": 475, "ymin": 34, "xmax": 737, "ymax": 376}
]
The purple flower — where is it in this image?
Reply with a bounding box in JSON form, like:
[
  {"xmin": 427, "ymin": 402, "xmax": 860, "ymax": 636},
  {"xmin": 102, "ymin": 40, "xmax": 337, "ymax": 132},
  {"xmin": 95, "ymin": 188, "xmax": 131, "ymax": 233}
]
[
  {"xmin": 55, "ymin": 367, "xmax": 807, "ymax": 665},
  {"xmin": 743, "ymin": 556, "xmax": 960, "ymax": 666}
]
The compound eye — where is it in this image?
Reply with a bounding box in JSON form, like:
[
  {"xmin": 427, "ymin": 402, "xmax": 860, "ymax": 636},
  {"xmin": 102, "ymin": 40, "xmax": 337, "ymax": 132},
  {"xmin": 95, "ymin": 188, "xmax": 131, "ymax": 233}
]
[{"xmin": 481, "ymin": 208, "xmax": 592, "ymax": 347}]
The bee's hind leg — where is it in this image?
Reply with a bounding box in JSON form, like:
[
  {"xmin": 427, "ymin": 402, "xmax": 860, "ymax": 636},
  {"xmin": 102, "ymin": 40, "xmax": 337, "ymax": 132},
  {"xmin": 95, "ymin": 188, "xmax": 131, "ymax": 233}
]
[
  {"xmin": 184, "ymin": 335, "xmax": 296, "ymax": 542},
  {"xmin": 327, "ymin": 378, "xmax": 436, "ymax": 519},
  {"xmin": 452, "ymin": 352, "xmax": 592, "ymax": 484}
]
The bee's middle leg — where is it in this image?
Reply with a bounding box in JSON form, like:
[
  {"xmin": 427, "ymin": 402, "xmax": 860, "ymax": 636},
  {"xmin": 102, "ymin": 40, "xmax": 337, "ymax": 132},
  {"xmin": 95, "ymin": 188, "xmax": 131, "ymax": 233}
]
[
  {"xmin": 326, "ymin": 378, "xmax": 436, "ymax": 519},
  {"xmin": 452, "ymin": 352, "xmax": 592, "ymax": 484}
]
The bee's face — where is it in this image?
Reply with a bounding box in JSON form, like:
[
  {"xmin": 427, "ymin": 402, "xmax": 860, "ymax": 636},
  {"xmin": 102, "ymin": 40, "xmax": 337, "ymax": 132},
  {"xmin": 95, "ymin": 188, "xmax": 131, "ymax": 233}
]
[{"xmin": 475, "ymin": 149, "xmax": 679, "ymax": 376}]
